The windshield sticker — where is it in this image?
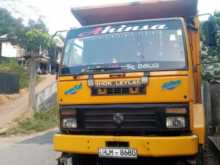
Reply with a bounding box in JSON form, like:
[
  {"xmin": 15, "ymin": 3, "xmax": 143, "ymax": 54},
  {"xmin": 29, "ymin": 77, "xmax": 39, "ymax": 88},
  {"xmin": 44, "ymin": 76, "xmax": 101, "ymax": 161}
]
[
  {"xmin": 112, "ymin": 58, "xmax": 118, "ymax": 64},
  {"xmin": 169, "ymin": 34, "xmax": 177, "ymax": 41},
  {"xmin": 162, "ymin": 80, "xmax": 181, "ymax": 90},
  {"xmin": 177, "ymin": 29, "xmax": 182, "ymax": 36},
  {"xmin": 78, "ymin": 24, "xmax": 168, "ymax": 38},
  {"xmin": 64, "ymin": 83, "xmax": 82, "ymax": 95}
]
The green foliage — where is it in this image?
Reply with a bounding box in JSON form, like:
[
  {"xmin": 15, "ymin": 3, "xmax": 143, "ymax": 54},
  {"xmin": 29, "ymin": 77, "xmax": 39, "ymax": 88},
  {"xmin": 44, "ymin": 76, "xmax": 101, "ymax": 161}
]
[
  {"xmin": 214, "ymin": 11, "xmax": 220, "ymax": 25},
  {"xmin": 0, "ymin": 58, "xmax": 28, "ymax": 88},
  {"xmin": 0, "ymin": 8, "xmax": 22, "ymax": 37},
  {"xmin": 0, "ymin": 7, "xmax": 55, "ymax": 56},
  {"xmin": 201, "ymin": 12, "xmax": 220, "ymax": 80},
  {"xmin": 6, "ymin": 106, "xmax": 58, "ymax": 135},
  {"xmin": 27, "ymin": 19, "xmax": 48, "ymax": 32},
  {"xmin": 22, "ymin": 28, "xmax": 51, "ymax": 53}
]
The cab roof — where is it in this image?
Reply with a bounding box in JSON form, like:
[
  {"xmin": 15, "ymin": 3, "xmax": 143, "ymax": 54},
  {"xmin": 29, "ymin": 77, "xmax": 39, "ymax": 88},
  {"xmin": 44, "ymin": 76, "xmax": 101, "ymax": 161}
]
[{"xmin": 71, "ymin": 0, "xmax": 198, "ymax": 26}]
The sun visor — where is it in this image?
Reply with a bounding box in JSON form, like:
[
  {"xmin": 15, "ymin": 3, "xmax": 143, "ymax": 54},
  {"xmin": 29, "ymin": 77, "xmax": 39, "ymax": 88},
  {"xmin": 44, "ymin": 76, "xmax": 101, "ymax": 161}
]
[{"xmin": 71, "ymin": 0, "xmax": 198, "ymax": 26}]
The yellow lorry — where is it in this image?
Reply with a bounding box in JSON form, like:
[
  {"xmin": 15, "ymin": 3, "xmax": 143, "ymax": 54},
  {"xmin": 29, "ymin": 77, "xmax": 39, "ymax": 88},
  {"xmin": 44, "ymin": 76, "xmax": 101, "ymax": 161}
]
[{"xmin": 53, "ymin": 0, "xmax": 217, "ymax": 164}]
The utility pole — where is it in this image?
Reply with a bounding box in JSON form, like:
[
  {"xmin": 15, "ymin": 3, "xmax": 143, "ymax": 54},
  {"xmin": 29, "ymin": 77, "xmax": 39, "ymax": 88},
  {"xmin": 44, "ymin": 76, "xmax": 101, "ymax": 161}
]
[
  {"xmin": 28, "ymin": 52, "xmax": 37, "ymax": 112},
  {"xmin": 0, "ymin": 42, "xmax": 2, "ymax": 57}
]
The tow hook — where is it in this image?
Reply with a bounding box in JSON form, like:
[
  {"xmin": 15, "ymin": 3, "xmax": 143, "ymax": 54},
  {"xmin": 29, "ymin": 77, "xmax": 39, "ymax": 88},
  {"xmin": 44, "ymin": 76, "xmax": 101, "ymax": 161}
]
[{"xmin": 57, "ymin": 153, "xmax": 72, "ymax": 165}]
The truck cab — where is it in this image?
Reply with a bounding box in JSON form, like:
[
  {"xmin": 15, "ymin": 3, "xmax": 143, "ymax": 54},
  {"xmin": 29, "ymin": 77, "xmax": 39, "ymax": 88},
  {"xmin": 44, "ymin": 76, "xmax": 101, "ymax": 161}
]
[{"xmin": 53, "ymin": 1, "xmax": 206, "ymax": 164}]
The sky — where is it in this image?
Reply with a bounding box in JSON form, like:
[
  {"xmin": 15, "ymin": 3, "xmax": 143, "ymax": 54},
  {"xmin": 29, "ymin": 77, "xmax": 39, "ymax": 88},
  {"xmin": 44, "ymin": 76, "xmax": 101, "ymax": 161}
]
[{"xmin": 1, "ymin": 0, "xmax": 220, "ymax": 34}]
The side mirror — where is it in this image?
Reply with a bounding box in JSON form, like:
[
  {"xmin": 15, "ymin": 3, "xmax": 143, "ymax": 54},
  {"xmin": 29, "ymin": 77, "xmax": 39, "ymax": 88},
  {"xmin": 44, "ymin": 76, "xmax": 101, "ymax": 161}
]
[{"xmin": 56, "ymin": 66, "xmax": 59, "ymax": 80}]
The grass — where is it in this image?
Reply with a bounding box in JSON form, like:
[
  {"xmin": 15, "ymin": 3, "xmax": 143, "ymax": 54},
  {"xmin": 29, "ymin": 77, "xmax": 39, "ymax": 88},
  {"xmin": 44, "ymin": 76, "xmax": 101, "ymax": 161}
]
[
  {"xmin": 6, "ymin": 106, "xmax": 59, "ymax": 135},
  {"xmin": 0, "ymin": 58, "xmax": 28, "ymax": 89}
]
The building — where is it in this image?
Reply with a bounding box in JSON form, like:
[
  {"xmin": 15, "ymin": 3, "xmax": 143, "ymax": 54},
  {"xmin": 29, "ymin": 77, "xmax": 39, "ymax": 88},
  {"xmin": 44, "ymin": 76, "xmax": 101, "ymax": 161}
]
[{"xmin": 0, "ymin": 34, "xmax": 63, "ymax": 74}]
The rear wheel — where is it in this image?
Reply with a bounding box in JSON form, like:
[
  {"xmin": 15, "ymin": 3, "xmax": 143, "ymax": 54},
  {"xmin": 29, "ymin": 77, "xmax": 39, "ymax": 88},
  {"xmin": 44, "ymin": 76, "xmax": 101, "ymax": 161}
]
[{"xmin": 72, "ymin": 154, "xmax": 97, "ymax": 165}]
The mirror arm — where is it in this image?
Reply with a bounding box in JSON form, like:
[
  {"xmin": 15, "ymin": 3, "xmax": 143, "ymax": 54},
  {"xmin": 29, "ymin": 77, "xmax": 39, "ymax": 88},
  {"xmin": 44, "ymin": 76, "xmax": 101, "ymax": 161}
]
[
  {"xmin": 197, "ymin": 13, "xmax": 212, "ymax": 17},
  {"xmin": 187, "ymin": 24, "xmax": 198, "ymax": 32}
]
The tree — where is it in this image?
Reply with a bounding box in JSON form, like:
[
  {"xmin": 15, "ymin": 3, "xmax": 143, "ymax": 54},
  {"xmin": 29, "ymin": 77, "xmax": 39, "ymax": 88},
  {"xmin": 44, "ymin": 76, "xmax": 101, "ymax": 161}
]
[
  {"xmin": 201, "ymin": 12, "xmax": 220, "ymax": 81},
  {"xmin": 22, "ymin": 28, "xmax": 52, "ymax": 111},
  {"xmin": 0, "ymin": 8, "xmax": 19, "ymax": 36},
  {"xmin": 0, "ymin": 6, "xmax": 57, "ymax": 111}
]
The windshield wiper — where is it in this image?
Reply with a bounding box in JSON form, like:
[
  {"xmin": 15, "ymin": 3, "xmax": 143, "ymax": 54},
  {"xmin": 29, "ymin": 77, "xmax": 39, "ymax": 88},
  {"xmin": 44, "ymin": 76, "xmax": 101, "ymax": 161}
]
[
  {"xmin": 60, "ymin": 66, "xmax": 88, "ymax": 76},
  {"xmin": 88, "ymin": 66, "xmax": 123, "ymax": 72},
  {"xmin": 61, "ymin": 65, "xmax": 126, "ymax": 76}
]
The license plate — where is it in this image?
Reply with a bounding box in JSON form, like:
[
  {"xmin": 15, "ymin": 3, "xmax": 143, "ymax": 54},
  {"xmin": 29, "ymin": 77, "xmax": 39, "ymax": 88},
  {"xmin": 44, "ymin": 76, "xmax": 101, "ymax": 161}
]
[{"xmin": 98, "ymin": 148, "xmax": 137, "ymax": 159}]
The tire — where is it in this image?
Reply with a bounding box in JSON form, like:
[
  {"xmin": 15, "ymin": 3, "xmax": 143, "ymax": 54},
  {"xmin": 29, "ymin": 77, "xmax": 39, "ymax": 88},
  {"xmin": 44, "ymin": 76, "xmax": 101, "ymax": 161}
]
[
  {"xmin": 174, "ymin": 161, "xmax": 186, "ymax": 165},
  {"xmin": 98, "ymin": 158, "xmax": 114, "ymax": 165},
  {"xmin": 72, "ymin": 154, "xmax": 97, "ymax": 165},
  {"xmin": 195, "ymin": 146, "xmax": 205, "ymax": 165}
]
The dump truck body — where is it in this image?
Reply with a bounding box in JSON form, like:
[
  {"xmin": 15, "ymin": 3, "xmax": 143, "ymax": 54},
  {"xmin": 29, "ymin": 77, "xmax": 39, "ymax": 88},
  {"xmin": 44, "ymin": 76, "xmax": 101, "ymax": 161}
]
[{"xmin": 72, "ymin": 0, "xmax": 198, "ymax": 25}]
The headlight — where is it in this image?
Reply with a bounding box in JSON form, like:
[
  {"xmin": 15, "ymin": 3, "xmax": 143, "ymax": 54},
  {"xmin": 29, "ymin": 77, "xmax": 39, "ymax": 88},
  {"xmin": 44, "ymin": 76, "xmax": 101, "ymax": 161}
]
[
  {"xmin": 166, "ymin": 117, "xmax": 186, "ymax": 129},
  {"xmin": 63, "ymin": 118, "xmax": 77, "ymax": 128},
  {"xmin": 60, "ymin": 109, "xmax": 77, "ymax": 129}
]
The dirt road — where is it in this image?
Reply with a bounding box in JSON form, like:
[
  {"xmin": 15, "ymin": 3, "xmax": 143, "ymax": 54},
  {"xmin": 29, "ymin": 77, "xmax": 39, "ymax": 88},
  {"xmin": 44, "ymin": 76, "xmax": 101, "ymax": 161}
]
[{"xmin": 0, "ymin": 75, "xmax": 56, "ymax": 128}]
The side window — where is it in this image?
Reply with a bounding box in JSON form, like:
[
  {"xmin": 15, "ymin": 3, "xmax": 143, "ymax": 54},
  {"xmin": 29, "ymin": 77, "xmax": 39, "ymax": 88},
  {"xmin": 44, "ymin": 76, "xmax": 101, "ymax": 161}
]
[{"xmin": 63, "ymin": 39, "xmax": 84, "ymax": 66}]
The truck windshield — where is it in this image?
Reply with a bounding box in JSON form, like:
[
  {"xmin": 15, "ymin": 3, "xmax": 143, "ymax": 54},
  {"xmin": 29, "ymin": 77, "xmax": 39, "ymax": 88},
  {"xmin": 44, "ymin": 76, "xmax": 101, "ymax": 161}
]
[{"xmin": 62, "ymin": 19, "xmax": 186, "ymax": 74}]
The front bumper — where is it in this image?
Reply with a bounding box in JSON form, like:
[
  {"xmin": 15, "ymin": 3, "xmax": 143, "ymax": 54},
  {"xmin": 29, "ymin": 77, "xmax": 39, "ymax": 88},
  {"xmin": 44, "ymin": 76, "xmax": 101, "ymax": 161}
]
[{"xmin": 53, "ymin": 134, "xmax": 198, "ymax": 157}]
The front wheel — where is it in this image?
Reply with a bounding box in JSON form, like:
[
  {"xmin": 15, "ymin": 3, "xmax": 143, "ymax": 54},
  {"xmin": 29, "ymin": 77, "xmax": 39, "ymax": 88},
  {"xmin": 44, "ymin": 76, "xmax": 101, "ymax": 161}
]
[
  {"xmin": 173, "ymin": 145, "xmax": 205, "ymax": 165},
  {"xmin": 195, "ymin": 146, "xmax": 205, "ymax": 165},
  {"xmin": 72, "ymin": 154, "xmax": 97, "ymax": 165}
]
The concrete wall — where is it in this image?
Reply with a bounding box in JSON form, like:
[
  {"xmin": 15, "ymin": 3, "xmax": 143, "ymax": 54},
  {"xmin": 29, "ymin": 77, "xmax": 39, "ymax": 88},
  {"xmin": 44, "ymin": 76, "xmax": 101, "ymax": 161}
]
[
  {"xmin": 36, "ymin": 81, "xmax": 57, "ymax": 112},
  {"xmin": 210, "ymin": 83, "xmax": 220, "ymax": 131}
]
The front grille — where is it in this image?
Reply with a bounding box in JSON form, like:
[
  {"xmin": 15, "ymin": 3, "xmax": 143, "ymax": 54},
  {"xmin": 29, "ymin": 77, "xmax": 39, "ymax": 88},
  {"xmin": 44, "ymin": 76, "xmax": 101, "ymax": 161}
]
[
  {"xmin": 82, "ymin": 109, "xmax": 159, "ymax": 129},
  {"xmin": 61, "ymin": 104, "xmax": 189, "ymax": 135},
  {"xmin": 91, "ymin": 86, "xmax": 146, "ymax": 96},
  {"xmin": 75, "ymin": 104, "xmax": 168, "ymax": 133}
]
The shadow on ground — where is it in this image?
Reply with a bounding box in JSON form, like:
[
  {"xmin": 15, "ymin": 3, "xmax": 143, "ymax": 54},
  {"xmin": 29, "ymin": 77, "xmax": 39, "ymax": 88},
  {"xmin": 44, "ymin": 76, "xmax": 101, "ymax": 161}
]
[
  {"xmin": 18, "ymin": 130, "xmax": 220, "ymax": 165},
  {"xmin": 20, "ymin": 130, "xmax": 57, "ymax": 145}
]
